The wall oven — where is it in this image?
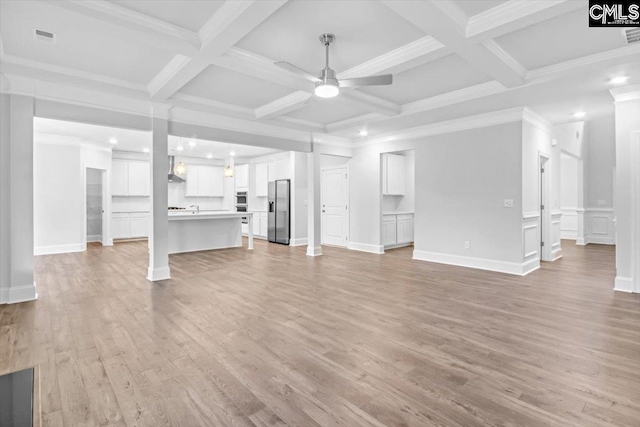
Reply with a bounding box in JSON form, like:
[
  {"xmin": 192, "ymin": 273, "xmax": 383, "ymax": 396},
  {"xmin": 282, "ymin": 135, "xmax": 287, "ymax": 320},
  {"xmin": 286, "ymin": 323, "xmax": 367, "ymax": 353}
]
[{"xmin": 235, "ymin": 191, "xmax": 247, "ymax": 207}]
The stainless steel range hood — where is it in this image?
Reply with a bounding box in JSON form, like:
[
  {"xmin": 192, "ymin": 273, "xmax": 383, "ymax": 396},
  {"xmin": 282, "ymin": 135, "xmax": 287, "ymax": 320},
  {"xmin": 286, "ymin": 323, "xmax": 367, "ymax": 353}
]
[{"xmin": 168, "ymin": 155, "xmax": 185, "ymax": 183}]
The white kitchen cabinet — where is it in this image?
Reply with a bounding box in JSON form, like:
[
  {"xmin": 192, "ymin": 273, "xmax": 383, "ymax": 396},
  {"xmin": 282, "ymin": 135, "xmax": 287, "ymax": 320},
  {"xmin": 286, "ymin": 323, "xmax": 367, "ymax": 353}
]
[
  {"xmin": 382, "ymin": 154, "xmax": 405, "ymax": 196},
  {"xmin": 130, "ymin": 212, "xmax": 150, "ymax": 238},
  {"xmin": 382, "ymin": 215, "xmax": 398, "ymax": 247},
  {"xmin": 383, "ymin": 213, "xmax": 414, "ymax": 248},
  {"xmin": 259, "ymin": 212, "xmax": 268, "ymax": 237},
  {"xmin": 396, "ymin": 214, "xmax": 414, "ymax": 245},
  {"xmin": 244, "ymin": 211, "xmax": 269, "ymax": 238},
  {"xmin": 235, "ymin": 164, "xmax": 249, "ymax": 191},
  {"xmin": 111, "ymin": 160, "xmax": 129, "ymax": 196},
  {"xmin": 186, "ymin": 165, "xmax": 224, "ymax": 197},
  {"xmin": 255, "ymin": 163, "xmax": 270, "ymax": 197},
  {"xmin": 111, "ymin": 213, "xmax": 130, "ymax": 239},
  {"xmin": 112, "ymin": 212, "xmax": 149, "ymax": 239},
  {"xmin": 127, "ymin": 162, "xmax": 150, "ymax": 196},
  {"xmin": 111, "ymin": 160, "xmax": 150, "ymax": 196}
]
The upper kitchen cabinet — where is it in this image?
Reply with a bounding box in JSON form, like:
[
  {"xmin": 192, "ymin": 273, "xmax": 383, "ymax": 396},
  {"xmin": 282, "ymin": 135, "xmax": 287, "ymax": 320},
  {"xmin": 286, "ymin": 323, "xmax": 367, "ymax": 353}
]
[
  {"xmin": 111, "ymin": 160, "xmax": 150, "ymax": 196},
  {"xmin": 255, "ymin": 162, "xmax": 274, "ymax": 197},
  {"xmin": 185, "ymin": 165, "xmax": 224, "ymax": 197},
  {"xmin": 382, "ymin": 154, "xmax": 405, "ymax": 196},
  {"xmin": 235, "ymin": 164, "xmax": 249, "ymax": 191}
]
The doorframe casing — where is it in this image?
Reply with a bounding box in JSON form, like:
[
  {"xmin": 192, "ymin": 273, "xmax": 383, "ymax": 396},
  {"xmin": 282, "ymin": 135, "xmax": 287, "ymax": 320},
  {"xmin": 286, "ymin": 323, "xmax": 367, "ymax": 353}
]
[
  {"xmin": 320, "ymin": 164, "xmax": 350, "ymax": 247},
  {"xmin": 82, "ymin": 164, "xmax": 112, "ymax": 249},
  {"xmin": 539, "ymin": 151, "xmax": 552, "ymax": 262}
]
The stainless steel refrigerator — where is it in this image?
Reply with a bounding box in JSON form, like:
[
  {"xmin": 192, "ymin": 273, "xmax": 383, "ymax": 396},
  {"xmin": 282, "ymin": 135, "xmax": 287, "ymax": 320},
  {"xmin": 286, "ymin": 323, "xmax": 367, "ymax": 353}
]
[{"xmin": 268, "ymin": 179, "xmax": 290, "ymax": 245}]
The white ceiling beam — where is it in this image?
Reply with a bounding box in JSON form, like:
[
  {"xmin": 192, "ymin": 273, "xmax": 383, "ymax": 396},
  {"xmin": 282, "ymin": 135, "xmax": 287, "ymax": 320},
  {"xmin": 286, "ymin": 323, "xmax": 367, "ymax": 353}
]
[
  {"xmin": 382, "ymin": 0, "xmax": 526, "ymax": 88},
  {"xmin": 326, "ymin": 113, "xmax": 383, "ymax": 133},
  {"xmin": 466, "ymin": 0, "xmax": 584, "ymax": 42},
  {"xmin": 150, "ymin": 0, "xmax": 288, "ymax": 100},
  {"xmin": 45, "ymin": 0, "xmax": 200, "ymax": 55},
  {"xmin": 255, "ymin": 91, "xmax": 313, "ymax": 119},
  {"xmin": 338, "ymin": 36, "xmax": 448, "ymax": 79}
]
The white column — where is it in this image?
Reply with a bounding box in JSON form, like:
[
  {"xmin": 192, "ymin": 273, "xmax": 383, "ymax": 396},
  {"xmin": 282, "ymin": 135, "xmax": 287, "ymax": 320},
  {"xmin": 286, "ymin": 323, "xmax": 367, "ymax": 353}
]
[
  {"xmin": 307, "ymin": 143, "xmax": 322, "ymax": 256},
  {"xmin": 147, "ymin": 103, "xmax": 171, "ymax": 281},
  {"xmin": 0, "ymin": 91, "xmax": 37, "ymax": 304}
]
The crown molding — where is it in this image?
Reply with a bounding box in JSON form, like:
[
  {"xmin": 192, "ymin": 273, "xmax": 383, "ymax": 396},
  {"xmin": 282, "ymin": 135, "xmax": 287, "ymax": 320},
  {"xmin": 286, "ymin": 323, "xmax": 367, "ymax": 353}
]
[
  {"xmin": 170, "ymin": 93, "xmax": 254, "ymax": 117},
  {"xmin": 610, "ymin": 84, "xmax": 640, "ymax": 103},
  {"xmin": 66, "ymin": 0, "xmax": 200, "ymax": 46},
  {"xmin": 340, "ymin": 90, "xmax": 401, "ymax": 116},
  {"xmin": 432, "ymin": 0, "xmax": 469, "ymax": 29},
  {"xmin": 466, "ymin": 0, "xmax": 582, "ymax": 41},
  {"xmin": 481, "ymin": 39, "xmax": 528, "ymax": 77},
  {"xmin": 526, "ymin": 44, "xmax": 640, "ymax": 84},
  {"xmin": 254, "ymin": 91, "xmax": 312, "ymax": 120},
  {"xmin": 339, "ymin": 36, "xmax": 446, "ymax": 79},
  {"xmin": 356, "ymin": 106, "xmax": 527, "ymax": 147},
  {"xmin": 198, "ymin": 0, "xmax": 255, "ymax": 46},
  {"xmin": 269, "ymin": 116, "xmax": 326, "ymax": 133},
  {"xmin": 522, "ymin": 107, "xmax": 552, "ymax": 133},
  {"xmin": 1, "ymin": 54, "xmax": 147, "ymax": 92}
]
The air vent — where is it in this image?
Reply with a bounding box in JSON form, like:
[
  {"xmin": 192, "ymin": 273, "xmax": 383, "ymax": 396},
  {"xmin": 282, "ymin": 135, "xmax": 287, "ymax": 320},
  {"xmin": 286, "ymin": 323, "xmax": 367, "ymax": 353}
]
[
  {"xmin": 622, "ymin": 28, "xmax": 640, "ymax": 45},
  {"xmin": 32, "ymin": 28, "xmax": 57, "ymax": 44}
]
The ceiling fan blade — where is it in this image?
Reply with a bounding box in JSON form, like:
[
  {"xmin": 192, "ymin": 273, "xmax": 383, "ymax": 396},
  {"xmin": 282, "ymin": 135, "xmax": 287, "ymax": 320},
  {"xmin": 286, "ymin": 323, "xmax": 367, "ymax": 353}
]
[
  {"xmin": 339, "ymin": 74, "xmax": 393, "ymax": 88},
  {"xmin": 274, "ymin": 61, "xmax": 321, "ymax": 83}
]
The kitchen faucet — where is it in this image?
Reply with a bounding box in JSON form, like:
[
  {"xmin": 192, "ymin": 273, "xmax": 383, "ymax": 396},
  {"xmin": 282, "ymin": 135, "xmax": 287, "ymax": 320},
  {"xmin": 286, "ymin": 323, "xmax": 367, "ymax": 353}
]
[{"xmin": 189, "ymin": 204, "xmax": 200, "ymax": 214}]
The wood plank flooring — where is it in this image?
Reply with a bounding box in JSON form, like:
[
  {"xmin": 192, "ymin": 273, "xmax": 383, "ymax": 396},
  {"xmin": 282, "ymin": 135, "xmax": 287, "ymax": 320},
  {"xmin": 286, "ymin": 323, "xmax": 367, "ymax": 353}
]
[{"xmin": 1, "ymin": 239, "xmax": 639, "ymax": 427}]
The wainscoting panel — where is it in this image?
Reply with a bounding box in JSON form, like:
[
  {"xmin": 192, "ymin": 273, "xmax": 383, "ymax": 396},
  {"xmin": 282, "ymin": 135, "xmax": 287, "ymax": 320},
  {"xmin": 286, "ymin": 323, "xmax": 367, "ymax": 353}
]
[
  {"xmin": 560, "ymin": 208, "xmax": 578, "ymax": 240},
  {"xmin": 551, "ymin": 211, "xmax": 562, "ymax": 260},
  {"xmin": 522, "ymin": 213, "xmax": 540, "ymax": 274},
  {"xmin": 585, "ymin": 208, "xmax": 615, "ymax": 245}
]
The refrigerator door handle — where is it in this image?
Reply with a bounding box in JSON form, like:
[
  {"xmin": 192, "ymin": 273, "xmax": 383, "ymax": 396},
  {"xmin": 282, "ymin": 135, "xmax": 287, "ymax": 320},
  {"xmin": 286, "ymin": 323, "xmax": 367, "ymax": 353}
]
[{"xmin": 268, "ymin": 201, "xmax": 275, "ymax": 213}]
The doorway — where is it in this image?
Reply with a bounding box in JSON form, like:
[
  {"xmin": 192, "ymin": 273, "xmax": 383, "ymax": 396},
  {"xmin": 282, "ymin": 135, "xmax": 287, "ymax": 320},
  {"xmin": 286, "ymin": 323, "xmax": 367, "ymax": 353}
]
[
  {"xmin": 321, "ymin": 166, "xmax": 349, "ymax": 247},
  {"xmin": 84, "ymin": 167, "xmax": 108, "ymax": 248}
]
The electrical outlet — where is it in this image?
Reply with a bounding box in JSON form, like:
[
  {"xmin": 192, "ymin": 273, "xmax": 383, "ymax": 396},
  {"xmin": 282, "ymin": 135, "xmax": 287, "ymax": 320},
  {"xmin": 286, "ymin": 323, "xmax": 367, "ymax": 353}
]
[
  {"xmin": 464, "ymin": 241, "xmax": 470, "ymax": 249},
  {"xmin": 597, "ymin": 200, "xmax": 606, "ymax": 206},
  {"xmin": 504, "ymin": 199, "xmax": 514, "ymax": 208}
]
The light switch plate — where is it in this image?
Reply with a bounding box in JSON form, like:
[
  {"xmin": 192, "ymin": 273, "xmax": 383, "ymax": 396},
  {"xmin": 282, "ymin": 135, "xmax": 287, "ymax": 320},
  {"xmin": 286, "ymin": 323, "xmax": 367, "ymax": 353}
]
[{"xmin": 504, "ymin": 199, "xmax": 514, "ymax": 208}]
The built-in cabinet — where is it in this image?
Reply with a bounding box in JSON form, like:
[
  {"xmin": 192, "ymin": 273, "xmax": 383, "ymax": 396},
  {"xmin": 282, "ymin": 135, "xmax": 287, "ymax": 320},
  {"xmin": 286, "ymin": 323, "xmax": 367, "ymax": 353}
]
[
  {"xmin": 382, "ymin": 154, "xmax": 405, "ymax": 196},
  {"xmin": 112, "ymin": 160, "xmax": 150, "ymax": 196},
  {"xmin": 112, "ymin": 212, "xmax": 149, "ymax": 239},
  {"xmin": 185, "ymin": 165, "xmax": 224, "ymax": 197},
  {"xmin": 235, "ymin": 164, "xmax": 249, "ymax": 191},
  {"xmin": 255, "ymin": 162, "xmax": 275, "ymax": 197},
  {"xmin": 243, "ymin": 211, "xmax": 268, "ymax": 237},
  {"xmin": 382, "ymin": 213, "xmax": 414, "ymax": 248}
]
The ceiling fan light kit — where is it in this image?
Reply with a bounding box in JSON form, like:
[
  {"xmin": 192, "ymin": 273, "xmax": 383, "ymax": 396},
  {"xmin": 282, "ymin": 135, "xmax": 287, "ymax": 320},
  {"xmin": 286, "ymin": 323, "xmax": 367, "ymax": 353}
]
[{"xmin": 275, "ymin": 33, "xmax": 393, "ymax": 99}]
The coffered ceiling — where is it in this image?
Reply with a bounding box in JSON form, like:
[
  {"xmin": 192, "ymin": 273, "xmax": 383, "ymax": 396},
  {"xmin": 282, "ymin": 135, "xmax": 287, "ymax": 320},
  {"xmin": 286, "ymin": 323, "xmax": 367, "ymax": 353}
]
[{"xmin": 1, "ymin": 0, "xmax": 639, "ymax": 147}]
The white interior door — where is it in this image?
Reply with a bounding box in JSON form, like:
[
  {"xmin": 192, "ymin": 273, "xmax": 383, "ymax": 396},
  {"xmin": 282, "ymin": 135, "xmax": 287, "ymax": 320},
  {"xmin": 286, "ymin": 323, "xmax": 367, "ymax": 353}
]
[{"xmin": 322, "ymin": 167, "xmax": 349, "ymax": 247}]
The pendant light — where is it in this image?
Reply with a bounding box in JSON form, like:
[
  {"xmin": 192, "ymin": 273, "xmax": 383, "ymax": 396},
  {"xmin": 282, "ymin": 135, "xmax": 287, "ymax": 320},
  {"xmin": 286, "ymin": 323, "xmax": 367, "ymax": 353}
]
[
  {"xmin": 174, "ymin": 138, "xmax": 187, "ymax": 176},
  {"xmin": 224, "ymin": 144, "xmax": 235, "ymax": 178}
]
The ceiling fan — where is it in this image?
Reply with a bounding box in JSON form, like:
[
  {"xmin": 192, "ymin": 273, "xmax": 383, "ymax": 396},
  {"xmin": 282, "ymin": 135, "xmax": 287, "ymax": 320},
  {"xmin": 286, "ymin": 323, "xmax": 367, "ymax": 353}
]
[{"xmin": 275, "ymin": 33, "xmax": 393, "ymax": 98}]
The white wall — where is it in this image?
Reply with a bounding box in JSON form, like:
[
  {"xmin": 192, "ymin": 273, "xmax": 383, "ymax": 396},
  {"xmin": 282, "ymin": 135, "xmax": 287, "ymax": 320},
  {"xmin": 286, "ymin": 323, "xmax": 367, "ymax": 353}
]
[
  {"xmin": 612, "ymin": 89, "xmax": 640, "ymax": 291},
  {"xmin": 34, "ymin": 140, "xmax": 111, "ymax": 254},
  {"xmin": 414, "ymin": 122, "xmax": 524, "ymax": 266},
  {"xmin": 560, "ymin": 153, "xmax": 579, "ymax": 239},
  {"xmin": 0, "ymin": 94, "xmax": 9, "ymax": 293},
  {"xmin": 586, "ymin": 116, "xmax": 615, "ymax": 209}
]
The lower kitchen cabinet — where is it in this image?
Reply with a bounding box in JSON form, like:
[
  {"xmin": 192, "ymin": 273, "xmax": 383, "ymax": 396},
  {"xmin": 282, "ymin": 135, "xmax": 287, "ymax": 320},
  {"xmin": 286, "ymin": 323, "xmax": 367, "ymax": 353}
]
[
  {"xmin": 112, "ymin": 212, "xmax": 149, "ymax": 239},
  {"xmin": 383, "ymin": 213, "xmax": 414, "ymax": 248},
  {"xmin": 243, "ymin": 211, "xmax": 268, "ymax": 238}
]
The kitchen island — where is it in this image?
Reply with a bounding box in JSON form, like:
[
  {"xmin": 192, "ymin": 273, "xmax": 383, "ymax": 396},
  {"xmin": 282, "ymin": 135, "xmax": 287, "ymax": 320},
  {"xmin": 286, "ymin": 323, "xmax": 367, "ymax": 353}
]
[{"xmin": 168, "ymin": 211, "xmax": 253, "ymax": 254}]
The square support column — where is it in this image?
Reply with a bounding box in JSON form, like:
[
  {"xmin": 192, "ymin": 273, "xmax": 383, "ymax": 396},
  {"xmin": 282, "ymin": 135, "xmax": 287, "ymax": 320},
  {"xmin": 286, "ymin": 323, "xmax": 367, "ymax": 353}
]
[
  {"xmin": 147, "ymin": 103, "xmax": 171, "ymax": 281},
  {"xmin": 0, "ymin": 92, "xmax": 37, "ymax": 304},
  {"xmin": 307, "ymin": 143, "xmax": 322, "ymax": 256}
]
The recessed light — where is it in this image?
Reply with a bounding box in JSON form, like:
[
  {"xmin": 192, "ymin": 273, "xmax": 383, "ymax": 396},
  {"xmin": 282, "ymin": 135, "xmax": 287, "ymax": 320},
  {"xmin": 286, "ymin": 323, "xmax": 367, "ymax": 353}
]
[
  {"xmin": 176, "ymin": 145, "xmax": 184, "ymax": 152},
  {"xmin": 109, "ymin": 138, "xmax": 118, "ymax": 144},
  {"xmin": 206, "ymin": 153, "xmax": 213, "ymax": 159},
  {"xmin": 142, "ymin": 148, "xmax": 150, "ymax": 153},
  {"xmin": 188, "ymin": 140, "xmax": 196, "ymax": 147},
  {"xmin": 229, "ymin": 151, "xmax": 236, "ymax": 157},
  {"xmin": 359, "ymin": 130, "xmax": 368, "ymax": 137},
  {"xmin": 610, "ymin": 76, "xmax": 629, "ymax": 85},
  {"xmin": 573, "ymin": 111, "xmax": 586, "ymax": 119}
]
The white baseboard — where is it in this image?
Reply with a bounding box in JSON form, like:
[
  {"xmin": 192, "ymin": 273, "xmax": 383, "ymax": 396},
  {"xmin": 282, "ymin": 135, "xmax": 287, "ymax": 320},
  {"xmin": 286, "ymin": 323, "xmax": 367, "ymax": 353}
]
[
  {"xmin": 614, "ymin": 276, "xmax": 634, "ymax": 293},
  {"xmin": 560, "ymin": 230, "xmax": 577, "ymax": 240},
  {"xmin": 87, "ymin": 235, "xmax": 102, "ymax": 243},
  {"xmin": 384, "ymin": 242, "xmax": 413, "ymax": 250},
  {"xmin": 551, "ymin": 248, "xmax": 563, "ymax": 261},
  {"xmin": 347, "ymin": 242, "xmax": 384, "ymax": 254},
  {"xmin": 0, "ymin": 282, "xmax": 38, "ymax": 304},
  {"xmin": 35, "ymin": 243, "xmax": 85, "ymax": 256},
  {"xmin": 147, "ymin": 266, "xmax": 171, "ymax": 282},
  {"xmin": 290, "ymin": 238, "xmax": 308, "ymax": 247},
  {"xmin": 584, "ymin": 235, "xmax": 615, "ymax": 245},
  {"xmin": 412, "ymin": 250, "xmax": 535, "ymax": 276},
  {"xmin": 306, "ymin": 246, "xmax": 323, "ymax": 256}
]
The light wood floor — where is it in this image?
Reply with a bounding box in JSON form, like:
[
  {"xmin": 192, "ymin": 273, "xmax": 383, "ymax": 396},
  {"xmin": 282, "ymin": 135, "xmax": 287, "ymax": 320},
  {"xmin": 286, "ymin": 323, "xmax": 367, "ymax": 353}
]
[{"xmin": 1, "ymin": 240, "xmax": 639, "ymax": 427}]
